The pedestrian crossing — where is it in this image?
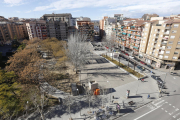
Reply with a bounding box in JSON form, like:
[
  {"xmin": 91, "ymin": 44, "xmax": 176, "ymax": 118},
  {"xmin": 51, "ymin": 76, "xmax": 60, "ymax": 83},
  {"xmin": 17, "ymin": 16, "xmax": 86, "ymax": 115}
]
[{"xmin": 147, "ymin": 98, "xmax": 180, "ymax": 120}]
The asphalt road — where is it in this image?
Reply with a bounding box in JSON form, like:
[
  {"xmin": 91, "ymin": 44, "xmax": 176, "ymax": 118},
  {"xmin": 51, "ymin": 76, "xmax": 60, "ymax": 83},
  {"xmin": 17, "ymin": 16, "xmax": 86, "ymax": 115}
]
[
  {"xmin": 118, "ymin": 73, "xmax": 180, "ymax": 120},
  {"xmin": 90, "ymin": 42, "xmax": 180, "ymax": 120}
]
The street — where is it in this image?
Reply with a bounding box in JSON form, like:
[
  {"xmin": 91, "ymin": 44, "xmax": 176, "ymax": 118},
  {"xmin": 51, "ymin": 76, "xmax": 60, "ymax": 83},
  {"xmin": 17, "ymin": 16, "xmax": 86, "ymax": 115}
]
[{"xmin": 118, "ymin": 72, "xmax": 180, "ymax": 120}]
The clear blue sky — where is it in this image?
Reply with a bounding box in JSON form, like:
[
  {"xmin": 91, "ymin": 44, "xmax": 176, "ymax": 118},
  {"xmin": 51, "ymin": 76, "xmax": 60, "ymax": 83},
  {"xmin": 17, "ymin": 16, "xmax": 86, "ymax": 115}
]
[{"xmin": 0, "ymin": 0, "xmax": 180, "ymax": 20}]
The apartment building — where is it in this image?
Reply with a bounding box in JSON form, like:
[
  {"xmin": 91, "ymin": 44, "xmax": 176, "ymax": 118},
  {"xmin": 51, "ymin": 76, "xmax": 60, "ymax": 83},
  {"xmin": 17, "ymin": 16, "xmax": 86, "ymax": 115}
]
[
  {"xmin": 99, "ymin": 16, "xmax": 108, "ymax": 38},
  {"xmin": 94, "ymin": 22, "xmax": 100, "ymax": 35},
  {"xmin": 0, "ymin": 22, "xmax": 11, "ymax": 44},
  {"xmin": 76, "ymin": 21, "xmax": 94, "ymax": 41},
  {"xmin": 41, "ymin": 13, "xmax": 72, "ymax": 40},
  {"xmin": 114, "ymin": 14, "xmax": 123, "ymax": 22},
  {"xmin": 47, "ymin": 21, "xmax": 67, "ymax": 40},
  {"xmin": 140, "ymin": 19, "xmax": 180, "ymax": 69},
  {"xmin": 104, "ymin": 17, "xmax": 117, "ymax": 37},
  {"xmin": 41, "ymin": 13, "xmax": 72, "ymax": 26},
  {"xmin": 116, "ymin": 19, "xmax": 146, "ymax": 55},
  {"xmin": 142, "ymin": 14, "xmax": 159, "ymax": 21},
  {"xmin": 0, "ymin": 21, "xmax": 28, "ymax": 45},
  {"xmin": 0, "ymin": 16, "xmax": 8, "ymax": 21},
  {"xmin": 26, "ymin": 20, "xmax": 48, "ymax": 40}
]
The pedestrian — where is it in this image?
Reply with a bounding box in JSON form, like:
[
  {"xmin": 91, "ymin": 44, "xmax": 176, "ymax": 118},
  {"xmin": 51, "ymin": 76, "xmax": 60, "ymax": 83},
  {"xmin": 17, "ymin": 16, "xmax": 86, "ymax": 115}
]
[
  {"xmin": 147, "ymin": 94, "xmax": 150, "ymax": 99},
  {"xmin": 142, "ymin": 79, "xmax": 144, "ymax": 82},
  {"xmin": 112, "ymin": 96, "xmax": 114, "ymax": 99}
]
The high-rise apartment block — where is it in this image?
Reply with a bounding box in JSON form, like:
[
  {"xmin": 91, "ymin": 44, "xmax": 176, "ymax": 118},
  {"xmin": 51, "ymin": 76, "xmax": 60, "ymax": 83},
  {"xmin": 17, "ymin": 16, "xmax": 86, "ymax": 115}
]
[
  {"xmin": 142, "ymin": 14, "xmax": 159, "ymax": 21},
  {"xmin": 76, "ymin": 21, "xmax": 94, "ymax": 41},
  {"xmin": 0, "ymin": 21, "xmax": 28, "ymax": 45},
  {"xmin": 99, "ymin": 16, "xmax": 108, "ymax": 38},
  {"xmin": 114, "ymin": 14, "xmax": 123, "ymax": 22},
  {"xmin": 140, "ymin": 18, "xmax": 180, "ymax": 69},
  {"xmin": 40, "ymin": 13, "xmax": 72, "ymax": 40},
  {"xmin": 116, "ymin": 19, "xmax": 146, "ymax": 55},
  {"xmin": 26, "ymin": 20, "xmax": 48, "ymax": 40}
]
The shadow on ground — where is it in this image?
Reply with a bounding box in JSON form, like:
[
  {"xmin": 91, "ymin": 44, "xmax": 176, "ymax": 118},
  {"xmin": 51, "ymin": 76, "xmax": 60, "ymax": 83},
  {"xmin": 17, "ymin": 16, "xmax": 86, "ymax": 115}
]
[{"xmin": 128, "ymin": 96, "xmax": 142, "ymax": 98}]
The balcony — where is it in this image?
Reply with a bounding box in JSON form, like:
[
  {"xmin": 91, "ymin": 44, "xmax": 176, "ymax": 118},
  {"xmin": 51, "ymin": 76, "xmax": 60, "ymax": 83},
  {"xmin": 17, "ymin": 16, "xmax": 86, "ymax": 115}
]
[
  {"xmin": 163, "ymin": 32, "xmax": 169, "ymax": 35},
  {"xmin": 160, "ymin": 47, "xmax": 166, "ymax": 50},
  {"xmin": 156, "ymin": 24, "xmax": 162, "ymax": 26},
  {"xmin": 159, "ymin": 51, "xmax": 164, "ymax": 54},
  {"xmin": 155, "ymin": 36, "xmax": 159, "ymax": 38},
  {"xmin": 159, "ymin": 56, "xmax": 163, "ymax": 59},
  {"xmin": 161, "ymin": 42, "xmax": 167, "ymax": 45},
  {"xmin": 165, "ymin": 26, "xmax": 171, "ymax": 29}
]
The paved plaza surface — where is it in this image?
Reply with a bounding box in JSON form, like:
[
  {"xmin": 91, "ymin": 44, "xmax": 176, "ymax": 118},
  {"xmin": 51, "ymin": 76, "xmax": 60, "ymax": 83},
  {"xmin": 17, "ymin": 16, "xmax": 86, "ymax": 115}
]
[
  {"xmin": 39, "ymin": 52, "xmax": 159, "ymax": 120},
  {"xmin": 24, "ymin": 44, "xmax": 179, "ymax": 120}
]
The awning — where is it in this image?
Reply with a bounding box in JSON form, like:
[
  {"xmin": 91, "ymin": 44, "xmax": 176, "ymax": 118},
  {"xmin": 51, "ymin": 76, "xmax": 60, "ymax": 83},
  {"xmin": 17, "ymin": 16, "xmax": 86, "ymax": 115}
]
[
  {"xmin": 128, "ymin": 34, "xmax": 131, "ymax": 37},
  {"xmin": 122, "ymin": 33, "xmax": 127, "ymax": 35},
  {"xmin": 133, "ymin": 46, "xmax": 139, "ymax": 49},
  {"xmin": 131, "ymin": 26, "xmax": 135, "ymax": 28},
  {"xmin": 136, "ymin": 35, "xmax": 141, "ymax": 37},
  {"xmin": 122, "ymin": 39, "xmax": 126, "ymax": 41}
]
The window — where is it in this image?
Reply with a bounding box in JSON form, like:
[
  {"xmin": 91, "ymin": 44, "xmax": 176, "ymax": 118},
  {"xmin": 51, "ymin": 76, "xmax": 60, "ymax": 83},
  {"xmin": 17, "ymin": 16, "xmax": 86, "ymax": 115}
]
[
  {"xmin": 146, "ymin": 24, "xmax": 149, "ymax": 26},
  {"xmin": 172, "ymin": 30, "xmax": 177, "ymax": 33},
  {"xmin": 166, "ymin": 51, "xmax": 170, "ymax": 54},
  {"xmin": 173, "ymin": 57, "xmax": 177, "ymax": 59},
  {"xmin": 164, "ymin": 56, "xmax": 169, "ymax": 58},
  {"xmin": 174, "ymin": 52, "xmax": 179, "ymax": 54},
  {"xmin": 145, "ymin": 33, "xmax": 147, "ymax": 35},
  {"xmin": 152, "ymin": 43, "xmax": 153, "ymax": 45},
  {"xmin": 160, "ymin": 35, "xmax": 163, "ymax": 37},
  {"xmin": 170, "ymin": 36, "xmax": 175, "ymax": 39},
  {"xmin": 167, "ymin": 46, "xmax": 171, "ymax": 49},
  {"xmin": 163, "ymin": 25, "xmax": 165, "ymax": 27},
  {"xmin": 154, "ymin": 34, "xmax": 156, "ymax": 36},
  {"xmin": 168, "ymin": 41, "xmax": 173, "ymax": 44},
  {"xmin": 173, "ymin": 24, "xmax": 179, "ymax": 28},
  {"xmin": 154, "ymin": 29, "xmax": 157, "ymax": 32}
]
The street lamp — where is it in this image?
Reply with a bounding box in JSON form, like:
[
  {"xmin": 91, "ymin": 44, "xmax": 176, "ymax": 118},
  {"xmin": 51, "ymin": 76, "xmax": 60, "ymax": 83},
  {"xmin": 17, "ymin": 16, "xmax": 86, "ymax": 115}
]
[{"xmin": 77, "ymin": 89, "xmax": 79, "ymax": 95}]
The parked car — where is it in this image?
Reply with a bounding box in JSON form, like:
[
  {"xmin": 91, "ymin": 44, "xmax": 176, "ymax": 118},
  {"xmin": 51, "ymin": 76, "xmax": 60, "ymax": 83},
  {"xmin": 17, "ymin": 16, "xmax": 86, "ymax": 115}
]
[
  {"xmin": 170, "ymin": 72, "xmax": 178, "ymax": 75},
  {"xmin": 147, "ymin": 64, "xmax": 154, "ymax": 69},
  {"xmin": 134, "ymin": 57, "xmax": 140, "ymax": 62},
  {"xmin": 151, "ymin": 75, "xmax": 164, "ymax": 83},
  {"xmin": 140, "ymin": 61, "xmax": 146, "ymax": 65},
  {"xmin": 129, "ymin": 56, "xmax": 134, "ymax": 59},
  {"xmin": 125, "ymin": 53, "xmax": 129, "ymax": 56},
  {"xmin": 137, "ymin": 65, "xmax": 145, "ymax": 71}
]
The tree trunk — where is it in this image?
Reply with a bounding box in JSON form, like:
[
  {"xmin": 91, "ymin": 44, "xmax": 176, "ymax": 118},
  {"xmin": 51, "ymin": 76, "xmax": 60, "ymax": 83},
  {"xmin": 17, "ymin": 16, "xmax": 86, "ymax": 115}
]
[
  {"xmin": 119, "ymin": 56, "xmax": 120, "ymax": 66},
  {"xmin": 112, "ymin": 52, "xmax": 113, "ymax": 61}
]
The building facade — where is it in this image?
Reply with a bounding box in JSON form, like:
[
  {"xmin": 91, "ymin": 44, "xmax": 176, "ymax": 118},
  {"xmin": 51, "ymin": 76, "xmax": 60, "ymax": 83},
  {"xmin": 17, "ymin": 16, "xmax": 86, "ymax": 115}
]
[
  {"xmin": 114, "ymin": 14, "xmax": 123, "ymax": 22},
  {"xmin": 26, "ymin": 20, "xmax": 48, "ymax": 40},
  {"xmin": 140, "ymin": 19, "xmax": 180, "ymax": 69},
  {"xmin": 40, "ymin": 13, "xmax": 72, "ymax": 40},
  {"xmin": 116, "ymin": 20, "xmax": 145, "ymax": 55},
  {"xmin": 99, "ymin": 16, "xmax": 108, "ymax": 38},
  {"xmin": 76, "ymin": 21, "xmax": 94, "ymax": 41},
  {"xmin": 0, "ymin": 21, "xmax": 28, "ymax": 45},
  {"xmin": 142, "ymin": 14, "xmax": 159, "ymax": 21}
]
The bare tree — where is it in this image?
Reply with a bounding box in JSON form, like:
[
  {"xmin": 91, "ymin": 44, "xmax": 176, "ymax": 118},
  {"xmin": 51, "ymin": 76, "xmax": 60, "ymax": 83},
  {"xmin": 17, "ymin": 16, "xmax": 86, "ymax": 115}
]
[
  {"xmin": 103, "ymin": 32, "xmax": 118, "ymax": 60},
  {"xmin": 65, "ymin": 32, "xmax": 91, "ymax": 74}
]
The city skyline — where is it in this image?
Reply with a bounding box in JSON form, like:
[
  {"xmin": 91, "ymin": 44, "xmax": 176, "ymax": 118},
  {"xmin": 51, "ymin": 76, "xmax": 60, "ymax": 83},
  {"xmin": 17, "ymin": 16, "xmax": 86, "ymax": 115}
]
[{"xmin": 1, "ymin": 0, "xmax": 180, "ymax": 20}]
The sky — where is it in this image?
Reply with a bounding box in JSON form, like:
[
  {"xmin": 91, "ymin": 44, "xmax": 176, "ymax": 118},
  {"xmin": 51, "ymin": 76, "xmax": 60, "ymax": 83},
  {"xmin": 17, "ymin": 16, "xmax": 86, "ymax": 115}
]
[{"xmin": 0, "ymin": 0, "xmax": 180, "ymax": 20}]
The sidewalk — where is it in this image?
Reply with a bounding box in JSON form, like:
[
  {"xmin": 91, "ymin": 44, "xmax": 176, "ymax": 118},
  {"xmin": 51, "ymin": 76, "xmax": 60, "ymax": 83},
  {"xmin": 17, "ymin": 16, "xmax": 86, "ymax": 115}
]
[{"xmin": 42, "ymin": 52, "xmax": 159, "ymax": 120}]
